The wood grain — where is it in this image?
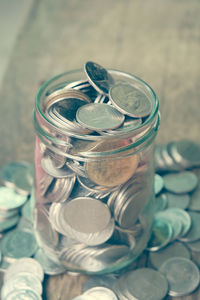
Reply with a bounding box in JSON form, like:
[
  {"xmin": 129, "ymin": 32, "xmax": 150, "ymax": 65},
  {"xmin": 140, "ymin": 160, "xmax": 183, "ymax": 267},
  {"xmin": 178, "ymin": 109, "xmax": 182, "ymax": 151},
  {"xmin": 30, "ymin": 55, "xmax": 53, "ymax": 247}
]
[{"xmin": 0, "ymin": 0, "xmax": 200, "ymax": 299}]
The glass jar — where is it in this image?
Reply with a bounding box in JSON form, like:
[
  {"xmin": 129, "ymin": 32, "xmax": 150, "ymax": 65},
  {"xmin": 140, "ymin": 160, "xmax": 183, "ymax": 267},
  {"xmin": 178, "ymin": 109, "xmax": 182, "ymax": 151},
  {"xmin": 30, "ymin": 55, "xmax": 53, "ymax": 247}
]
[{"xmin": 33, "ymin": 68, "xmax": 160, "ymax": 274}]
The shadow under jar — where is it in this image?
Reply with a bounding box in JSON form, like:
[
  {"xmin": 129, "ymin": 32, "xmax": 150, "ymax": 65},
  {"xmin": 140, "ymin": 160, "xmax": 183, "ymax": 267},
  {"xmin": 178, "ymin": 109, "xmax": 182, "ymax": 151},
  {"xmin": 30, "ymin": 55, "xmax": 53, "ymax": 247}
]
[{"xmin": 33, "ymin": 65, "xmax": 160, "ymax": 275}]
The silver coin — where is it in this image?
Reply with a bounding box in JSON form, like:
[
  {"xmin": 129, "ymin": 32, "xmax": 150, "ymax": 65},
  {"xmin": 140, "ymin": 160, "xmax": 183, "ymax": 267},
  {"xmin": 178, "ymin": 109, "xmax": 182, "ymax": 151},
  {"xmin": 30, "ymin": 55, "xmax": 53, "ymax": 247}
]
[
  {"xmin": 84, "ymin": 286, "xmax": 118, "ymax": 300},
  {"xmin": 166, "ymin": 192, "xmax": 190, "ymax": 209},
  {"xmin": 117, "ymin": 268, "xmax": 168, "ymax": 300},
  {"xmin": 163, "ymin": 171, "xmax": 198, "ymax": 194},
  {"xmin": 77, "ymin": 175, "xmax": 116, "ymax": 194},
  {"xmin": 76, "ymin": 103, "xmax": 124, "ymax": 131},
  {"xmin": 61, "ymin": 197, "xmax": 111, "ymax": 234},
  {"xmin": 39, "ymin": 173, "xmax": 54, "ymax": 197},
  {"xmin": 0, "ymin": 161, "xmax": 33, "ymax": 195},
  {"xmin": 41, "ymin": 155, "xmax": 74, "ymax": 178},
  {"xmin": 179, "ymin": 211, "xmax": 200, "ymax": 242},
  {"xmin": 44, "ymin": 87, "xmax": 91, "ymax": 111},
  {"xmin": 154, "ymin": 174, "xmax": 164, "ymax": 195},
  {"xmin": 159, "ymin": 257, "xmax": 200, "ymax": 296},
  {"xmin": 149, "ymin": 241, "xmax": 191, "ymax": 269},
  {"xmin": 49, "ymin": 104, "xmax": 92, "ymax": 135},
  {"xmin": 5, "ymin": 288, "xmax": 42, "ymax": 300},
  {"xmin": 155, "ymin": 209, "xmax": 183, "ymax": 240},
  {"xmin": 1, "ymin": 272, "xmax": 42, "ymax": 299},
  {"xmin": 162, "ymin": 208, "xmax": 191, "ymax": 237},
  {"xmin": 1, "ymin": 229, "xmax": 38, "ymax": 259},
  {"xmin": 34, "ymin": 248, "xmax": 66, "ymax": 275},
  {"xmin": 109, "ymin": 82, "xmax": 152, "ymax": 118},
  {"xmin": 44, "ymin": 175, "xmax": 76, "ymax": 203},
  {"xmin": 4, "ymin": 258, "xmax": 44, "ymax": 282},
  {"xmin": 117, "ymin": 189, "xmax": 149, "ymax": 229},
  {"xmin": 58, "ymin": 198, "xmax": 115, "ymax": 246},
  {"xmin": 0, "ymin": 186, "xmax": 27, "ymax": 211},
  {"xmin": 147, "ymin": 218, "xmax": 173, "ymax": 251},
  {"xmin": 84, "ymin": 61, "xmax": 114, "ymax": 95},
  {"xmin": 170, "ymin": 139, "xmax": 200, "ymax": 168}
]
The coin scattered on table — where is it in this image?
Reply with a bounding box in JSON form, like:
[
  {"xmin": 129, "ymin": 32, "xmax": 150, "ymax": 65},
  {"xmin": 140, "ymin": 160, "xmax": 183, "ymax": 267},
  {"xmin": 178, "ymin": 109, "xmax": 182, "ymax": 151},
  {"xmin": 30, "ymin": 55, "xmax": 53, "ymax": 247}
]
[
  {"xmin": 179, "ymin": 211, "xmax": 200, "ymax": 242},
  {"xmin": 149, "ymin": 241, "xmax": 191, "ymax": 270},
  {"xmin": 109, "ymin": 82, "xmax": 152, "ymax": 118},
  {"xmin": 1, "ymin": 257, "xmax": 44, "ymax": 300},
  {"xmin": 114, "ymin": 268, "xmax": 168, "ymax": 300},
  {"xmin": 163, "ymin": 171, "xmax": 198, "ymax": 194},
  {"xmin": 159, "ymin": 257, "xmax": 200, "ymax": 297},
  {"xmin": 1, "ymin": 228, "xmax": 38, "ymax": 259},
  {"xmin": 147, "ymin": 218, "xmax": 173, "ymax": 251}
]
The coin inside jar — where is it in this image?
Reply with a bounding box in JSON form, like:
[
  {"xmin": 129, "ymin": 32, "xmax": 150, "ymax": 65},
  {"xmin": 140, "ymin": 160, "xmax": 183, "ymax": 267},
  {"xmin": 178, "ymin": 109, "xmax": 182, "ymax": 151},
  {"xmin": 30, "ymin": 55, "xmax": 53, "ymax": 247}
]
[
  {"xmin": 85, "ymin": 140, "xmax": 138, "ymax": 187},
  {"xmin": 76, "ymin": 103, "xmax": 125, "ymax": 131},
  {"xmin": 60, "ymin": 197, "xmax": 111, "ymax": 234}
]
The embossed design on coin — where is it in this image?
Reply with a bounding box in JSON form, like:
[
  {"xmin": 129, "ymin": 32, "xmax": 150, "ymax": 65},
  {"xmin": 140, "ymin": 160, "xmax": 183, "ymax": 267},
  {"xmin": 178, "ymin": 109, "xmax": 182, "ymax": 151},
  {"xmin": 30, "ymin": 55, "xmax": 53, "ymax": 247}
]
[
  {"xmin": 109, "ymin": 82, "xmax": 152, "ymax": 118},
  {"xmin": 76, "ymin": 103, "xmax": 124, "ymax": 131},
  {"xmin": 160, "ymin": 257, "xmax": 200, "ymax": 296}
]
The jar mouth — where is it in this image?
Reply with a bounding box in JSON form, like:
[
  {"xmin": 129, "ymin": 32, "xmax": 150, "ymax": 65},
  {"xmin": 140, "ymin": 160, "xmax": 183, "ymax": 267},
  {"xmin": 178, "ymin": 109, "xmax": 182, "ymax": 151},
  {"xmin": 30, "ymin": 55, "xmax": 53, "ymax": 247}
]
[{"xmin": 34, "ymin": 69, "xmax": 160, "ymax": 158}]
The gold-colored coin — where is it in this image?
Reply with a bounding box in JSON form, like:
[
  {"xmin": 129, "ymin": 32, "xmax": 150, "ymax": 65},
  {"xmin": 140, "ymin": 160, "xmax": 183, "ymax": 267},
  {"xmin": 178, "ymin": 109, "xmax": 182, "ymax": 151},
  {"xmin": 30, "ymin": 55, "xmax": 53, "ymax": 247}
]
[{"xmin": 85, "ymin": 140, "xmax": 138, "ymax": 187}]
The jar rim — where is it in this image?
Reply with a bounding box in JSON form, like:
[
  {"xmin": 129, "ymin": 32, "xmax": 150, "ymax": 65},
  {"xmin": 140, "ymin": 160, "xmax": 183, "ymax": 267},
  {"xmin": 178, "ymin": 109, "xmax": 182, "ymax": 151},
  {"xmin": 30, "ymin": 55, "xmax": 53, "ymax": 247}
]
[{"xmin": 34, "ymin": 69, "xmax": 160, "ymax": 158}]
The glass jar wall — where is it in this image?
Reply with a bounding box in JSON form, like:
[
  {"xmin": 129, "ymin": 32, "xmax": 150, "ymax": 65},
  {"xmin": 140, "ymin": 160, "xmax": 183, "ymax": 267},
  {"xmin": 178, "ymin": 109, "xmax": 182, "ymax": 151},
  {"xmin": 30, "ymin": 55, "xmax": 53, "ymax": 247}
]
[{"xmin": 33, "ymin": 66, "xmax": 160, "ymax": 274}]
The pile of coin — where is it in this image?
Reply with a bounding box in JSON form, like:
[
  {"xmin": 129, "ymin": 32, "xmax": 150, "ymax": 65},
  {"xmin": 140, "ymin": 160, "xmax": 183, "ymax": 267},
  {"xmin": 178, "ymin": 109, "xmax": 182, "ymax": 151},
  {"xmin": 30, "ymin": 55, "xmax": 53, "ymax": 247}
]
[
  {"xmin": 1, "ymin": 258, "xmax": 44, "ymax": 300},
  {"xmin": 155, "ymin": 139, "xmax": 200, "ymax": 172},
  {"xmin": 0, "ymin": 161, "xmax": 34, "ymax": 234},
  {"xmin": 34, "ymin": 61, "xmax": 157, "ymax": 272}
]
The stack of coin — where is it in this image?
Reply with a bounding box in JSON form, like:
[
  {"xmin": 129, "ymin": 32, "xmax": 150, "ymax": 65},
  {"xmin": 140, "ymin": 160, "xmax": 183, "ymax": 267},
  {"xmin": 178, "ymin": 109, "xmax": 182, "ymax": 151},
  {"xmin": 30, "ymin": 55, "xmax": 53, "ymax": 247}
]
[
  {"xmin": 155, "ymin": 140, "xmax": 200, "ymax": 172},
  {"xmin": 34, "ymin": 61, "xmax": 157, "ymax": 272},
  {"xmin": 1, "ymin": 258, "xmax": 44, "ymax": 300},
  {"xmin": 0, "ymin": 186, "xmax": 27, "ymax": 233},
  {"xmin": 0, "ymin": 161, "xmax": 34, "ymax": 234}
]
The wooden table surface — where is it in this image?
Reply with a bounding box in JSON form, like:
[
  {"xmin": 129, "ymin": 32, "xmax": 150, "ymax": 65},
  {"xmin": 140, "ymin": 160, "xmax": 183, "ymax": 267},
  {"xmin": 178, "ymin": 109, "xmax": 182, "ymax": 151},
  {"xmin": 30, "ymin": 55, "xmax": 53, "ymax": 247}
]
[{"xmin": 0, "ymin": 0, "xmax": 200, "ymax": 299}]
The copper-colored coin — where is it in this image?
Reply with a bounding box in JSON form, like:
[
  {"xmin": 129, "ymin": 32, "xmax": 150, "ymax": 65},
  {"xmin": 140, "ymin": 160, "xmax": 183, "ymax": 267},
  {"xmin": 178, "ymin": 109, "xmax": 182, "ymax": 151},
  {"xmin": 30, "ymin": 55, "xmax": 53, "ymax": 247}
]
[{"xmin": 85, "ymin": 140, "xmax": 138, "ymax": 187}]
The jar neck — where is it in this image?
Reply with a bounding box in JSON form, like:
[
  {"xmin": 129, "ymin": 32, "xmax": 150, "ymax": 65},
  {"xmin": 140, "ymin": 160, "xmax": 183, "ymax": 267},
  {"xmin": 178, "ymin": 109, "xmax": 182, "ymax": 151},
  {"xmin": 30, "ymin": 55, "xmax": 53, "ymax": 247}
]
[{"xmin": 33, "ymin": 69, "xmax": 160, "ymax": 161}]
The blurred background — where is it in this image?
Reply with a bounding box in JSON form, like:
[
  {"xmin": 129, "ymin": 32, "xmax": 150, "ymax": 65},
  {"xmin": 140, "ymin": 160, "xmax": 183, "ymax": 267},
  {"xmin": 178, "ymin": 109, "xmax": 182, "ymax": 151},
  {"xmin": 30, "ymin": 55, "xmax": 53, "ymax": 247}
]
[{"xmin": 0, "ymin": 0, "xmax": 199, "ymax": 168}]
